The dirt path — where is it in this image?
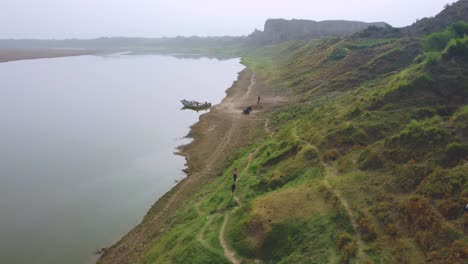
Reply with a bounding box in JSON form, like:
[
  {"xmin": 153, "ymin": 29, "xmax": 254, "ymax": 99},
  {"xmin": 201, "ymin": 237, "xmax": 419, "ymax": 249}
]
[
  {"xmin": 217, "ymin": 75, "xmax": 259, "ymax": 264},
  {"xmin": 246, "ymin": 74, "xmax": 256, "ymax": 97},
  {"xmin": 323, "ymin": 167, "xmax": 365, "ymax": 260},
  {"xmin": 219, "ymin": 145, "xmax": 260, "ymax": 264},
  {"xmin": 220, "ymin": 214, "xmax": 241, "ymax": 264},
  {"xmin": 291, "ymin": 124, "xmax": 366, "ymax": 261}
]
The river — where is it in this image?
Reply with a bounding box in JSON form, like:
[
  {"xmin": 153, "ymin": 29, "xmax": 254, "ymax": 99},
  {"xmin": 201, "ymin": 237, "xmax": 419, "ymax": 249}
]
[{"xmin": 0, "ymin": 53, "xmax": 244, "ymax": 264}]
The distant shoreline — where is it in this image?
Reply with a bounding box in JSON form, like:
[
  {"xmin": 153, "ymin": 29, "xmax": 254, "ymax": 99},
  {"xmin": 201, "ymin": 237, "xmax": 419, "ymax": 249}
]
[{"xmin": 0, "ymin": 49, "xmax": 97, "ymax": 63}]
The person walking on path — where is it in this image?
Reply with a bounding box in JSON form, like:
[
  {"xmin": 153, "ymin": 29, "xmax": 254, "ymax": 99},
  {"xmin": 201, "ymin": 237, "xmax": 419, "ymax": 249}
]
[
  {"xmin": 231, "ymin": 183, "xmax": 236, "ymax": 194},
  {"xmin": 233, "ymin": 168, "xmax": 238, "ymax": 182},
  {"xmin": 257, "ymin": 96, "xmax": 261, "ymax": 104}
]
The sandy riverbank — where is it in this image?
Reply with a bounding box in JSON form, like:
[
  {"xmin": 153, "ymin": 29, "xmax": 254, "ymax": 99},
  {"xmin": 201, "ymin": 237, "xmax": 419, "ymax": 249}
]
[
  {"xmin": 97, "ymin": 68, "xmax": 287, "ymax": 264},
  {"xmin": 0, "ymin": 49, "xmax": 97, "ymax": 63}
]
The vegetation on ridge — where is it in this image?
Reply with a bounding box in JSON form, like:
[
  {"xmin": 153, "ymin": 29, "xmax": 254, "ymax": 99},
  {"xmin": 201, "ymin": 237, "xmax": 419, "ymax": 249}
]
[{"xmin": 98, "ymin": 3, "xmax": 468, "ymax": 262}]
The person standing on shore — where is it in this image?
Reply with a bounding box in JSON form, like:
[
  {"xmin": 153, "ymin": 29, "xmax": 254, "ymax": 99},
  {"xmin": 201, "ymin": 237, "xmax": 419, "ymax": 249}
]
[
  {"xmin": 257, "ymin": 96, "xmax": 261, "ymax": 104},
  {"xmin": 233, "ymin": 168, "xmax": 238, "ymax": 182}
]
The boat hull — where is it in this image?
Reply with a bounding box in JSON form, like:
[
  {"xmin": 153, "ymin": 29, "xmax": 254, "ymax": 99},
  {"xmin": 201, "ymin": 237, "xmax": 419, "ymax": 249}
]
[{"xmin": 181, "ymin": 100, "xmax": 211, "ymax": 109}]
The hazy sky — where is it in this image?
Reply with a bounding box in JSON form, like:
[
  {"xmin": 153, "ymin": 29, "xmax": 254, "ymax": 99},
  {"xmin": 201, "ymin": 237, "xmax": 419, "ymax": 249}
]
[{"xmin": 1, "ymin": 0, "xmax": 456, "ymax": 39}]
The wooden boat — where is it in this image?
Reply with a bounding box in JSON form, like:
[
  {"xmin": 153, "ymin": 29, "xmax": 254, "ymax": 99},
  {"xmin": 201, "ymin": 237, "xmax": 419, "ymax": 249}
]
[{"xmin": 180, "ymin": 99, "xmax": 211, "ymax": 110}]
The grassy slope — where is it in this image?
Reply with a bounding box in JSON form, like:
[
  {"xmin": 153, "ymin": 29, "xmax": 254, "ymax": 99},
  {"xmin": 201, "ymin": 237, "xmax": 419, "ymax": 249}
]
[
  {"xmin": 127, "ymin": 25, "xmax": 467, "ymax": 264},
  {"xmin": 234, "ymin": 24, "xmax": 468, "ymax": 263}
]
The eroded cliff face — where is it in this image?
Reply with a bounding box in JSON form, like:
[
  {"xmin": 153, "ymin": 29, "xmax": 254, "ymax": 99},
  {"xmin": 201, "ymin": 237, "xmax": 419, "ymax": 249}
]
[{"xmin": 248, "ymin": 19, "xmax": 388, "ymax": 45}]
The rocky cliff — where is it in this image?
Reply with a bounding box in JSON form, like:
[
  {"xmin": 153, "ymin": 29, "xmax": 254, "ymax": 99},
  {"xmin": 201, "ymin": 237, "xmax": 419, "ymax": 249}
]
[{"xmin": 247, "ymin": 19, "xmax": 388, "ymax": 45}]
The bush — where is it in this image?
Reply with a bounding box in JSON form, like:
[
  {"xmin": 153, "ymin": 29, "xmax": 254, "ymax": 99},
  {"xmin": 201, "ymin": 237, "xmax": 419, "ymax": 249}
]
[
  {"xmin": 336, "ymin": 232, "xmax": 357, "ymax": 264},
  {"xmin": 357, "ymin": 211, "xmax": 377, "ymax": 241},
  {"xmin": 439, "ymin": 222, "xmax": 462, "ymax": 243},
  {"xmin": 424, "ymin": 29, "xmax": 455, "ymax": 52},
  {"xmin": 389, "ymin": 117, "xmax": 447, "ymax": 148},
  {"xmin": 336, "ymin": 232, "xmax": 354, "ymax": 249},
  {"xmin": 400, "ymin": 195, "xmax": 441, "ymax": 232},
  {"xmin": 302, "ymin": 147, "xmax": 320, "ymax": 163},
  {"xmin": 357, "ymin": 149, "xmax": 384, "ymax": 170},
  {"xmin": 445, "ymin": 142, "xmax": 468, "ymax": 165},
  {"xmin": 385, "ymin": 224, "xmax": 398, "ymax": 238},
  {"xmin": 418, "ymin": 166, "xmax": 465, "ymax": 199},
  {"xmin": 415, "ymin": 230, "xmax": 435, "ymax": 251},
  {"xmin": 424, "ymin": 22, "xmax": 468, "ymax": 52},
  {"xmin": 392, "ymin": 160, "xmax": 431, "ymax": 192},
  {"xmin": 323, "ymin": 149, "xmax": 340, "ymax": 162},
  {"xmin": 450, "ymin": 21, "xmax": 468, "ymax": 38},
  {"xmin": 443, "ymin": 36, "xmax": 468, "ymax": 59},
  {"xmin": 328, "ymin": 47, "xmax": 349, "ymax": 61},
  {"xmin": 437, "ymin": 199, "xmax": 463, "ymax": 220}
]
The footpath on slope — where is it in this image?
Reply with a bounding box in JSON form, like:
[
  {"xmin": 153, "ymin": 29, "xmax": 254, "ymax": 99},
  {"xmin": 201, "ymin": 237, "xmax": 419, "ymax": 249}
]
[
  {"xmin": 98, "ymin": 69, "xmax": 286, "ymax": 264},
  {"xmin": 291, "ymin": 124, "xmax": 367, "ymax": 262},
  {"xmin": 218, "ymin": 144, "xmax": 261, "ymax": 264}
]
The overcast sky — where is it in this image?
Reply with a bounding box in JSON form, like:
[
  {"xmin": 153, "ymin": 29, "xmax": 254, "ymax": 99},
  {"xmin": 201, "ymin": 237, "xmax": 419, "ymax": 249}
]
[{"xmin": 1, "ymin": 0, "xmax": 457, "ymax": 39}]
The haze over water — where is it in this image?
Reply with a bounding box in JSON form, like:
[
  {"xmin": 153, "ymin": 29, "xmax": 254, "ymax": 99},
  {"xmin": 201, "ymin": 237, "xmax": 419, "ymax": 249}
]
[{"xmin": 0, "ymin": 54, "xmax": 244, "ymax": 264}]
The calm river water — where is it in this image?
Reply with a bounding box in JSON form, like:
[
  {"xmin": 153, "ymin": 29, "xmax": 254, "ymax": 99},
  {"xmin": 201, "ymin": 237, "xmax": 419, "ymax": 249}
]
[{"xmin": 0, "ymin": 53, "xmax": 244, "ymax": 264}]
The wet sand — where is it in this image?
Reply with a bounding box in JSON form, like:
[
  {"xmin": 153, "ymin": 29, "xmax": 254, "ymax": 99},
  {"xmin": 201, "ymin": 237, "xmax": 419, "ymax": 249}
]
[{"xmin": 0, "ymin": 49, "xmax": 96, "ymax": 63}]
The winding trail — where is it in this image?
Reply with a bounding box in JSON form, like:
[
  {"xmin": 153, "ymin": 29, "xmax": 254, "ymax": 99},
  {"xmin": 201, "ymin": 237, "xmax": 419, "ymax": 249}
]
[
  {"xmin": 292, "ymin": 124, "xmax": 366, "ymax": 261},
  {"xmin": 246, "ymin": 74, "xmax": 256, "ymax": 97},
  {"xmin": 217, "ymin": 74, "xmax": 261, "ymax": 264},
  {"xmin": 219, "ymin": 214, "xmax": 241, "ymax": 264}
]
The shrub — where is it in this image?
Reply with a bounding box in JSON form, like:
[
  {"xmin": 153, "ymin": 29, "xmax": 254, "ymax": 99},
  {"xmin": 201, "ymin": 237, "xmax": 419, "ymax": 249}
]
[
  {"xmin": 323, "ymin": 149, "xmax": 340, "ymax": 162},
  {"xmin": 424, "ymin": 29, "xmax": 455, "ymax": 52},
  {"xmin": 439, "ymin": 222, "xmax": 462, "ymax": 243},
  {"xmin": 336, "ymin": 232, "xmax": 354, "ymax": 249},
  {"xmin": 357, "ymin": 149, "xmax": 384, "ymax": 170},
  {"xmin": 415, "ymin": 230, "xmax": 435, "ymax": 251},
  {"xmin": 450, "ymin": 21, "xmax": 468, "ymax": 38},
  {"xmin": 302, "ymin": 147, "xmax": 320, "ymax": 164},
  {"xmin": 400, "ymin": 195, "xmax": 441, "ymax": 232},
  {"xmin": 392, "ymin": 160, "xmax": 432, "ymax": 192},
  {"xmin": 388, "ymin": 117, "xmax": 447, "ymax": 148},
  {"xmin": 357, "ymin": 211, "xmax": 377, "ymax": 241},
  {"xmin": 336, "ymin": 232, "xmax": 357, "ymax": 264},
  {"xmin": 445, "ymin": 142, "xmax": 468, "ymax": 165},
  {"xmin": 328, "ymin": 46, "xmax": 349, "ymax": 61},
  {"xmin": 341, "ymin": 123, "xmax": 369, "ymax": 145},
  {"xmin": 443, "ymin": 36, "xmax": 468, "ymax": 59},
  {"xmin": 385, "ymin": 224, "xmax": 398, "ymax": 238},
  {"xmin": 437, "ymin": 198, "xmax": 464, "ymax": 220},
  {"xmin": 422, "ymin": 52, "xmax": 442, "ymax": 66},
  {"xmin": 418, "ymin": 166, "xmax": 465, "ymax": 199}
]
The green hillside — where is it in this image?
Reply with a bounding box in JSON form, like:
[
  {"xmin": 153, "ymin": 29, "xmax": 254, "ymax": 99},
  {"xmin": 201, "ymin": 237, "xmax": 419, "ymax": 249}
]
[
  {"xmin": 236, "ymin": 22, "xmax": 468, "ymax": 263},
  {"xmin": 98, "ymin": 3, "xmax": 468, "ymax": 264},
  {"xmin": 135, "ymin": 24, "xmax": 467, "ymax": 264}
]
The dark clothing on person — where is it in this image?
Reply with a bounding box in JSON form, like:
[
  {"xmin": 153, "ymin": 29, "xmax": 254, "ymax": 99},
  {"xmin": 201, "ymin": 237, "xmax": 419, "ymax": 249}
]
[
  {"xmin": 231, "ymin": 183, "xmax": 236, "ymax": 193},
  {"xmin": 257, "ymin": 96, "xmax": 261, "ymax": 104},
  {"xmin": 233, "ymin": 168, "xmax": 238, "ymax": 182}
]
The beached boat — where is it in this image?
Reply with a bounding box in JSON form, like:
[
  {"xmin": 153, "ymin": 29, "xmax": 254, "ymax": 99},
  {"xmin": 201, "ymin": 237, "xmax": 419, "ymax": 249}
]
[{"xmin": 180, "ymin": 99, "xmax": 211, "ymax": 109}]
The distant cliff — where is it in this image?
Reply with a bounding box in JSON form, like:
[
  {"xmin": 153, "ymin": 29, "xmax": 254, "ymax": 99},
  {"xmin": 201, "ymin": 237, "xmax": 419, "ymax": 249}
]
[
  {"xmin": 403, "ymin": 0, "xmax": 468, "ymax": 35},
  {"xmin": 247, "ymin": 19, "xmax": 388, "ymax": 45}
]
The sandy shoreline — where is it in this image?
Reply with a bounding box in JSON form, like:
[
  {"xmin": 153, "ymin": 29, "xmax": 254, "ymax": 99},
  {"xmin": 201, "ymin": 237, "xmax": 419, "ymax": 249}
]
[
  {"xmin": 97, "ymin": 67, "xmax": 287, "ymax": 263},
  {"xmin": 0, "ymin": 49, "xmax": 97, "ymax": 63}
]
